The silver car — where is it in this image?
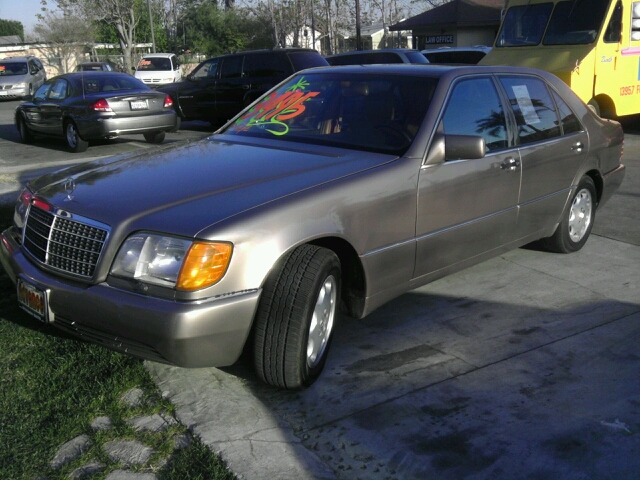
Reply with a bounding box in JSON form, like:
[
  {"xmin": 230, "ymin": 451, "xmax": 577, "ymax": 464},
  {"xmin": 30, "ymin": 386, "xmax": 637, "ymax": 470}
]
[
  {"xmin": 0, "ymin": 56, "xmax": 46, "ymax": 99},
  {"xmin": 0, "ymin": 65, "xmax": 625, "ymax": 389}
]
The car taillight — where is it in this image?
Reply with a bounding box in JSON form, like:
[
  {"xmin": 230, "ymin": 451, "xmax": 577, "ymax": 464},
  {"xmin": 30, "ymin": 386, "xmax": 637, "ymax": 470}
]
[
  {"xmin": 164, "ymin": 94, "xmax": 173, "ymax": 108},
  {"xmin": 90, "ymin": 99, "xmax": 112, "ymax": 112}
]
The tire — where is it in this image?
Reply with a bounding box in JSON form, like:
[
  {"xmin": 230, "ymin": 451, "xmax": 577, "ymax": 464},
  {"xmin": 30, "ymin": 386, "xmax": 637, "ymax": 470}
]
[
  {"xmin": 541, "ymin": 176, "xmax": 596, "ymax": 253},
  {"xmin": 143, "ymin": 131, "xmax": 166, "ymax": 143},
  {"xmin": 253, "ymin": 244, "xmax": 341, "ymax": 389},
  {"xmin": 17, "ymin": 116, "xmax": 33, "ymax": 144},
  {"xmin": 65, "ymin": 120, "xmax": 89, "ymax": 153}
]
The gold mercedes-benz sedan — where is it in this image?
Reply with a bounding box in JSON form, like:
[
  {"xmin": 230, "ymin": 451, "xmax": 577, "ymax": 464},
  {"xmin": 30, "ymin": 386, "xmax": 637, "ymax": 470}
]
[{"xmin": 1, "ymin": 65, "xmax": 625, "ymax": 389}]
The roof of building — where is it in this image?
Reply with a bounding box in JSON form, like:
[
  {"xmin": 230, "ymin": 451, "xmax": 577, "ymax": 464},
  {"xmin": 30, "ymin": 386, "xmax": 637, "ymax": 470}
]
[{"xmin": 390, "ymin": 0, "xmax": 502, "ymax": 31}]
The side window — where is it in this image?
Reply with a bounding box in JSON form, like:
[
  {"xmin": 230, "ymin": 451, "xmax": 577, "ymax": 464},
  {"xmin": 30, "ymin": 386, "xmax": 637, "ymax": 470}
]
[
  {"xmin": 220, "ymin": 56, "xmax": 243, "ymax": 79},
  {"xmin": 441, "ymin": 77, "xmax": 508, "ymax": 152},
  {"xmin": 33, "ymin": 58, "xmax": 44, "ymax": 70},
  {"xmin": 172, "ymin": 56, "xmax": 180, "ymax": 69},
  {"xmin": 243, "ymin": 54, "xmax": 289, "ymax": 77},
  {"xmin": 33, "ymin": 83, "xmax": 51, "ymax": 101},
  {"xmin": 49, "ymin": 79, "xmax": 69, "ymax": 100},
  {"xmin": 499, "ymin": 76, "xmax": 561, "ymax": 145},
  {"xmin": 192, "ymin": 59, "xmax": 218, "ymax": 79},
  {"xmin": 551, "ymin": 90, "xmax": 583, "ymax": 134},
  {"xmin": 604, "ymin": 0, "xmax": 623, "ymax": 43}
]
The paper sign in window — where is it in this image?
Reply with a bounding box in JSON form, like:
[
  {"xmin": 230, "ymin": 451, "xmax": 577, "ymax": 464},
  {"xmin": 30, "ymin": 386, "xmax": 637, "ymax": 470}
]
[{"xmin": 512, "ymin": 85, "xmax": 540, "ymax": 124}]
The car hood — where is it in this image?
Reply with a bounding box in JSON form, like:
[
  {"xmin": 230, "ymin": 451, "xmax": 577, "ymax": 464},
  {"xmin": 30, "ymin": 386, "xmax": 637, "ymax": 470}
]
[
  {"xmin": 0, "ymin": 73, "xmax": 28, "ymax": 85},
  {"xmin": 29, "ymin": 136, "xmax": 397, "ymax": 238}
]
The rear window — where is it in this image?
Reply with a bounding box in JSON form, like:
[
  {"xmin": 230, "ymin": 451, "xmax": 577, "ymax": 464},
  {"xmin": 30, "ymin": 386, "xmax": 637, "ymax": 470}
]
[
  {"xmin": 327, "ymin": 52, "xmax": 404, "ymax": 65},
  {"xmin": 224, "ymin": 72, "xmax": 437, "ymax": 155},
  {"xmin": 288, "ymin": 51, "xmax": 329, "ymax": 71},
  {"xmin": 423, "ymin": 50, "xmax": 487, "ymax": 64},
  {"xmin": 0, "ymin": 62, "xmax": 28, "ymax": 76},
  {"xmin": 83, "ymin": 75, "xmax": 148, "ymax": 93}
]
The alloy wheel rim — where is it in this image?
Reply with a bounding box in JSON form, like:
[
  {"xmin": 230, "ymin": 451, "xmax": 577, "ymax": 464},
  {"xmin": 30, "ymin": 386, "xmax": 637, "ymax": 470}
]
[
  {"xmin": 307, "ymin": 275, "xmax": 337, "ymax": 369},
  {"xmin": 66, "ymin": 124, "xmax": 77, "ymax": 148},
  {"xmin": 568, "ymin": 187, "xmax": 592, "ymax": 242}
]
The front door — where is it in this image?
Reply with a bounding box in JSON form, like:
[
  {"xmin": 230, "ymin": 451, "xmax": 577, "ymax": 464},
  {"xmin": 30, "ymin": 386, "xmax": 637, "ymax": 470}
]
[{"xmin": 414, "ymin": 76, "xmax": 521, "ymax": 279}]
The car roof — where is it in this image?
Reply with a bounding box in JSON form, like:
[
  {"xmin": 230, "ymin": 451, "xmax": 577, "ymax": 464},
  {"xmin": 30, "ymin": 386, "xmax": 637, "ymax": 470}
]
[
  {"xmin": 141, "ymin": 53, "xmax": 175, "ymax": 58},
  {"xmin": 1, "ymin": 56, "xmax": 33, "ymax": 62}
]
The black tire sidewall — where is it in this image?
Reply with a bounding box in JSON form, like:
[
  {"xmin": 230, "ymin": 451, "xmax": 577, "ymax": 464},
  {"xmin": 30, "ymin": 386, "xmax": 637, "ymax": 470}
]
[
  {"xmin": 294, "ymin": 257, "xmax": 341, "ymax": 387},
  {"xmin": 65, "ymin": 121, "xmax": 88, "ymax": 153}
]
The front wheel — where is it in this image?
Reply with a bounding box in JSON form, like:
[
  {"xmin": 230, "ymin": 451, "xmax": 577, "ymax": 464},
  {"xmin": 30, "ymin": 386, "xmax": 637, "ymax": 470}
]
[
  {"xmin": 253, "ymin": 245, "xmax": 341, "ymax": 389},
  {"xmin": 541, "ymin": 176, "xmax": 596, "ymax": 253},
  {"xmin": 143, "ymin": 131, "xmax": 166, "ymax": 144},
  {"xmin": 65, "ymin": 120, "xmax": 89, "ymax": 153},
  {"xmin": 17, "ymin": 116, "xmax": 33, "ymax": 144}
]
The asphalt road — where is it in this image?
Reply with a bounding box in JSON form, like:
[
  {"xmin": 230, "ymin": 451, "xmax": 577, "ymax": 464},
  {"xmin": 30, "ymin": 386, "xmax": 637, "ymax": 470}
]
[{"xmin": 1, "ymin": 97, "xmax": 639, "ymax": 479}]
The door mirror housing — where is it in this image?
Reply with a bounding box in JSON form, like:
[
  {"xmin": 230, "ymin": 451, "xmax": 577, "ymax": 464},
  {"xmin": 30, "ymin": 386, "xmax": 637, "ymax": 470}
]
[{"xmin": 445, "ymin": 134, "xmax": 486, "ymax": 161}]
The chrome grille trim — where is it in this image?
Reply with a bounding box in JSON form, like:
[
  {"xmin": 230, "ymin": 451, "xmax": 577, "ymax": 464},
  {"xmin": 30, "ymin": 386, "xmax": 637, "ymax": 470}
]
[{"xmin": 23, "ymin": 205, "xmax": 110, "ymax": 279}]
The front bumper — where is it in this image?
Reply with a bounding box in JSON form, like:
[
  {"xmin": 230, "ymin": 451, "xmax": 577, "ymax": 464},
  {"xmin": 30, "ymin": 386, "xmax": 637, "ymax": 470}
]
[
  {"xmin": 0, "ymin": 225, "xmax": 260, "ymax": 367},
  {"xmin": 0, "ymin": 86, "xmax": 28, "ymax": 99},
  {"xmin": 78, "ymin": 110, "xmax": 178, "ymax": 139}
]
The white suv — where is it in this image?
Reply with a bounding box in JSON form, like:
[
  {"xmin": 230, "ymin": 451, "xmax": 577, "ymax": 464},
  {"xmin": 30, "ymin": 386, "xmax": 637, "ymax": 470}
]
[{"xmin": 134, "ymin": 53, "xmax": 182, "ymax": 87}]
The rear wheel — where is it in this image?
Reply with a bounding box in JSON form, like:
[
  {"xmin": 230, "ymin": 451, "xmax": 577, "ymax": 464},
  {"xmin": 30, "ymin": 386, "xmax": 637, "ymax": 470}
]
[
  {"xmin": 143, "ymin": 131, "xmax": 166, "ymax": 143},
  {"xmin": 17, "ymin": 116, "xmax": 33, "ymax": 144},
  {"xmin": 541, "ymin": 176, "xmax": 596, "ymax": 253},
  {"xmin": 253, "ymin": 245, "xmax": 341, "ymax": 389},
  {"xmin": 65, "ymin": 120, "xmax": 89, "ymax": 153}
]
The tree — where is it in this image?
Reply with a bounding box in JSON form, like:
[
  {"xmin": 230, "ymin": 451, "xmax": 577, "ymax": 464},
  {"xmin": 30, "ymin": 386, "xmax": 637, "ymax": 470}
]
[
  {"xmin": 34, "ymin": 12, "xmax": 95, "ymax": 73},
  {"xmin": 0, "ymin": 19, "xmax": 25, "ymax": 40},
  {"xmin": 46, "ymin": 0, "xmax": 140, "ymax": 72}
]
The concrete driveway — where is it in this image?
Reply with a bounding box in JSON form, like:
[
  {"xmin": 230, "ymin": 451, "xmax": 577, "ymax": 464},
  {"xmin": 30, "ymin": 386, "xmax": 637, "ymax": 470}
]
[{"xmin": 146, "ymin": 127, "xmax": 640, "ymax": 478}]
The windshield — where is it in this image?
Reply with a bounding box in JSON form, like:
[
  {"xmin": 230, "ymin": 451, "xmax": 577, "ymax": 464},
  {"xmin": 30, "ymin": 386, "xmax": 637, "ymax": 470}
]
[
  {"xmin": 0, "ymin": 62, "xmax": 28, "ymax": 76},
  {"xmin": 137, "ymin": 57, "xmax": 172, "ymax": 71},
  {"xmin": 544, "ymin": 0, "xmax": 609, "ymax": 45},
  {"xmin": 496, "ymin": 3, "xmax": 554, "ymax": 46},
  {"xmin": 222, "ymin": 72, "xmax": 437, "ymax": 155}
]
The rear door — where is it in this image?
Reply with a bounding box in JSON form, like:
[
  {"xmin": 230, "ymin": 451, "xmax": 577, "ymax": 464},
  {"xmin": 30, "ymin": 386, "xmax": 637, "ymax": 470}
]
[
  {"xmin": 497, "ymin": 75, "xmax": 589, "ymax": 240},
  {"xmin": 415, "ymin": 76, "xmax": 521, "ymax": 279},
  {"xmin": 178, "ymin": 58, "xmax": 219, "ymax": 120}
]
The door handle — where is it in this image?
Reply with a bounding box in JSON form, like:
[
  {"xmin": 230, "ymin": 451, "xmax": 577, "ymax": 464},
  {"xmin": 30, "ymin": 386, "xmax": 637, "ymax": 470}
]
[
  {"xmin": 242, "ymin": 85, "xmax": 250, "ymax": 90},
  {"xmin": 571, "ymin": 142, "xmax": 584, "ymax": 152},
  {"xmin": 500, "ymin": 157, "xmax": 520, "ymax": 172}
]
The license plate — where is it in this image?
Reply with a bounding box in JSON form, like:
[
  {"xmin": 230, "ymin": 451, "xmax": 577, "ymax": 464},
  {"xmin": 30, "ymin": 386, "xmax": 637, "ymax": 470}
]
[
  {"xmin": 17, "ymin": 277, "xmax": 51, "ymax": 323},
  {"xmin": 130, "ymin": 100, "xmax": 148, "ymax": 110}
]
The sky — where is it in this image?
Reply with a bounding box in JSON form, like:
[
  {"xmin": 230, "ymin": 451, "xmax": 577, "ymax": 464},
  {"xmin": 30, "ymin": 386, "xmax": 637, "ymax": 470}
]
[{"xmin": 1, "ymin": 0, "xmax": 44, "ymax": 33}]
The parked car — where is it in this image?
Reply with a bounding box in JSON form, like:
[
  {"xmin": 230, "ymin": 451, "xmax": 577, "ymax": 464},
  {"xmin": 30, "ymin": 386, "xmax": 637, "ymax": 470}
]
[
  {"xmin": 421, "ymin": 46, "xmax": 492, "ymax": 64},
  {"xmin": 0, "ymin": 56, "xmax": 46, "ymax": 99},
  {"xmin": 133, "ymin": 53, "xmax": 182, "ymax": 87},
  {"xmin": 325, "ymin": 48, "xmax": 429, "ymax": 65},
  {"xmin": 76, "ymin": 61, "xmax": 121, "ymax": 72},
  {"xmin": 15, "ymin": 72, "xmax": 178, "ymax": 152},
  {"xmin": 158, "ymin": 48, "xmax": 329, "ymax": 126},
  {"xmin": 1, "ymin": 65, "xmax": 625, "ymax": 389}
]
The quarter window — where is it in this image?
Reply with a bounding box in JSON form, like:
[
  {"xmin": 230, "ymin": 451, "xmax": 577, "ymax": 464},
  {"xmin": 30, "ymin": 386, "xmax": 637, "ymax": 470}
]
[
  {"xmin": 499, "ymin": 76, "xmax": 561, "ymax": 144},
  {"xmin": 551, "ymin": 90, "xmax": 582, "ymax": 134},
  {"xmin": 442, "ymin": 77, "xmax": 508, "ymax": 152}
]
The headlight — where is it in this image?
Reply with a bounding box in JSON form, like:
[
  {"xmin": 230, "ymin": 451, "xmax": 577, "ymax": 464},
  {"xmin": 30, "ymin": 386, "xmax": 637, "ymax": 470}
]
[
  {"xmin": 13, "ymin": 82, "xmax": 27, "ymax": 89},
  {"xmin": 111, "ymin": 233, "xmax": 232, "ymax": 291}
]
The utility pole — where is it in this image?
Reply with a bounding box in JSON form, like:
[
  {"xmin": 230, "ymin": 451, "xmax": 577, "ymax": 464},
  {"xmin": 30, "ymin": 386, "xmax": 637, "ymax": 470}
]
[
  {"xmin": 355, "ymin": 0, "xmax": 362, "ymax": 50},
  {"xmin": 147, "ymin": 0, "xmax": 156, "ymax": 53}
]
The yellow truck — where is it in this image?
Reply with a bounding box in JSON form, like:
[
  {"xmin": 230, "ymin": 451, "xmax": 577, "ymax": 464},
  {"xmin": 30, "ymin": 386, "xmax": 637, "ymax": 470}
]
[{"xmin": 480, "ymin": 0, "xmax": 640, "ymax": 118}]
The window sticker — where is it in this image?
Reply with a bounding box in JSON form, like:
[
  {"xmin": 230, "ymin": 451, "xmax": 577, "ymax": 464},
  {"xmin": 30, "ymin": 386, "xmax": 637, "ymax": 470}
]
[
  {"xmin": 234, "ymin": 77, "xmax": 320, "ymax": 136},
  {"xmin": 512, "ymin": 85, "xmax": 540, "ymax": 124},
  {"xmin": 139, "ymin": 60, "xmax": 151, "ymax": 66},
  {"xmin": 0, "ymin": 66, "xmax": 5, "ymax": 71}
]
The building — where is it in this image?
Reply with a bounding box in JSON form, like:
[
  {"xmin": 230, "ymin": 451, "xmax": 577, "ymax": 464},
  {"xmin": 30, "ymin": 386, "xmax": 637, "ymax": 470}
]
[{"xmin": 389, "ymin": 0, "xmax": 503, "ymax": 50}]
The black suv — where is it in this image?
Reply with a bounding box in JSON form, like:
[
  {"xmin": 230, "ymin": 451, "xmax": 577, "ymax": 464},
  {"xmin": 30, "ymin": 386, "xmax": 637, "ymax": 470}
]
[{"xmin": 158, "ymin": 48, "xmax": 328, "ymax": 126}]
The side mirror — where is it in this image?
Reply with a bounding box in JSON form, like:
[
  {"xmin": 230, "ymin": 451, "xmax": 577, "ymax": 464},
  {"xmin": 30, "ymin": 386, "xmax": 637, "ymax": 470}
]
[
  {"xmin": 131, "ymin": 66, "xmax": 136, "ymax": 72},
  {"xmin": 444, "ymin": 134, "xmax": 486, "ymax": 161}
]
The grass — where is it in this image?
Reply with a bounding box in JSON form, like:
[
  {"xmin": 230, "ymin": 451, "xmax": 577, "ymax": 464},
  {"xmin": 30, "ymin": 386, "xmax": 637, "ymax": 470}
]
[{"xmin": 0, "ymin": 205, "xmax": 235, "ymax": 480}]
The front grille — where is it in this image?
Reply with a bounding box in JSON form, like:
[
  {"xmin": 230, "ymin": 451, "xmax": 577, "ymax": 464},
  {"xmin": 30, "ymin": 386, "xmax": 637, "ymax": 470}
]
[
  {"xmin": 1, "ymin": 85, "xmax": 13, "ymax": 90},
  {"xmin": 23, "ymin": 206, "xmax": 108, "ymax": 278}
]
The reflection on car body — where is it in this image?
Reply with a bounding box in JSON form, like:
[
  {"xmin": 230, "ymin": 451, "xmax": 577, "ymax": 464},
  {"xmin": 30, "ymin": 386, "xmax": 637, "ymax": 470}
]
[
  {"xmin": 0, "ymin": 65, "xmax": 625, "ymax": 389},
  {"xmin": 14, "ymin": 72, "xmax": 178, "ymax": 153}
]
